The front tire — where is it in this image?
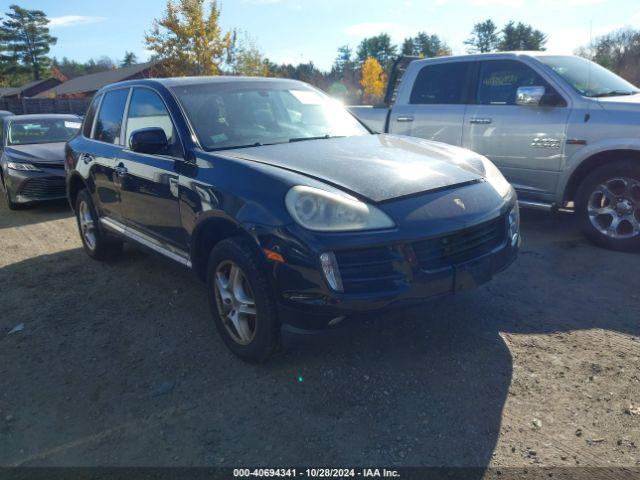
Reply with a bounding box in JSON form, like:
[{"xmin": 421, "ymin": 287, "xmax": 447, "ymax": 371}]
[
  {"xmin": 75, "ymin": 189, "xmax": 123, "ymax": 260},
  {"xmin": 576, "ymin": 160, "xmax": 640, "ymax": 251},
  {"xmin": 207, "ymin": 237, "xmax": 281, "ymax": 362}
]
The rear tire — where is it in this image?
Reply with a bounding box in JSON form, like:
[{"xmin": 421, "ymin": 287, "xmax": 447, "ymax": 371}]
[
  {"xmin": 75, "ymin": 189, "xmax": 123, "ymax": 260},
  {"xmin": 575, "ymin": 160, "xmax": 640, "ymax": 251},
  {"xmin": 207, "ymin": 237, "xmax": 281, "ymax": 362}
]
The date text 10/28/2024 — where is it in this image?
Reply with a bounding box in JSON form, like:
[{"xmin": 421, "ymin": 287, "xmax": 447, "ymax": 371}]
[{"xmin": 233, "ymin": 468, "xmax": 400, "ymax": 478}]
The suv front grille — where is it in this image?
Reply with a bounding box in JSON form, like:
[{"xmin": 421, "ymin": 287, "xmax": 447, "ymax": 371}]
[
  {"xmin": 333, "ymin": 246, "xmax": 406, "ymax": 294},
  {"xmin": 412, "ymin": 216, "xmax": 506, "ymax": 271},
  {"xmin": 18, "ymin": 177, "xmax": 66, "ymax": 199},
  {"xmin": 332, "ymin": 216, "xmax": 507, "ymax": 294}
]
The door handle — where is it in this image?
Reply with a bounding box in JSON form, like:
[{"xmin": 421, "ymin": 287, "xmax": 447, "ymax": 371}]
[
  {"xmin": 114, "ymin": 164, "xmax": 128, "ymax": 177},
  {"xmin": 469, "ymin": 118, "xmax": 492, "ymax": 125},
  {"xmin": 81, "ymin": 154, "xmax": 95, "ymax": 165},
  {"xmin": 396, "ymin": 116, "xmax": 414, "ymax": 122}
]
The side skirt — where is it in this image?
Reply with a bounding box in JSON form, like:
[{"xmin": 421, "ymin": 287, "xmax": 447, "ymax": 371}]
[{"xmin": 100, "ymin": 217, "xmax": 192, "ymax": 268}]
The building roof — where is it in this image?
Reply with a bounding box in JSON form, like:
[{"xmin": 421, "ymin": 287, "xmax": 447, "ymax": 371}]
[
  {"xmin": 0, "ymin": 78, "xmax": 60, "ymax": 98},
  {"xmin": 2, "ymin": 113, "xmax": 81, "ymax": 122},
  {"xmin": 37, "ymin": 61, "xmax": 158, "ymax": 97}
]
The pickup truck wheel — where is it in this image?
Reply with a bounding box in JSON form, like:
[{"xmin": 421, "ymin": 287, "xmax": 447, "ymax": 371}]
[
  {"xmin": 576, "ymin": 160, "xmax": 640, "ymax": 251},
  {"xmin": 207, "ymin": 237, "xmax": 280, "ymax": 362},
  {"xmin": 75, "ymin": 189, "xmax": 123, "ymax": 260}
]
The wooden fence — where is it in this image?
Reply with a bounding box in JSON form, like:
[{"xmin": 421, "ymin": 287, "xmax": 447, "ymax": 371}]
[{"xmin": 0, "ymin": 97, "xmax": 93, "ymax": 116}]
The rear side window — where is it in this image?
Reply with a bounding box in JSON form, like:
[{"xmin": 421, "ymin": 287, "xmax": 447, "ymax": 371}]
[
  {"xmin": 125, "ymin": 88, "xmax": 181, "ymax": 156},
  {"xmin": 410, "ymin": 62, "xmax": 472, "ymax": 105},
  {"xmin": 93, "ymin": 89, "xmax": 129, "ymax": 144},
  {"xmin": 82, "ymin": 93, "xmax": 101, "ymax": 137},
  {"xmin": 477, "ymin": 60, "xmax": 553, "ymax": 106}
]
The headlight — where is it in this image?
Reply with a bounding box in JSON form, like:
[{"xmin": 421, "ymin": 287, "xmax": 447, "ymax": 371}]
[
  {"xmin": 467, "ymin": 156, "xmax": 511, "ymax": 198},
  {"xmin": 6, "ymin": 161, "xmax": 41, "ymax": 172},
  {"xmin": 285, "ymin": 185, "xmax": 395, "ymax": 232}
]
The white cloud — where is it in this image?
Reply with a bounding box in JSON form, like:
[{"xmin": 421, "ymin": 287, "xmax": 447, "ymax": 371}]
[
  {"xmin": 544, "ymin": 0, "xmax": 605, "ymax": 5},
  {"xmin": 48, "ymin": 15, "xmax": 106, "ymax": 28},
  {"xmin": 470, "ymin": 0, "xmax": 524, "ymax": 6}
]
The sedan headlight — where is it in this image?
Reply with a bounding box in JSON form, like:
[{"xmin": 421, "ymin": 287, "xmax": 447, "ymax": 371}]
[
  {"xmin": 285, "ymin": 185, "xmax": 395, "ymax": 232},
  {"xmin": 6, "ymin": 161, "xmax": 41, "ymax": 172}
]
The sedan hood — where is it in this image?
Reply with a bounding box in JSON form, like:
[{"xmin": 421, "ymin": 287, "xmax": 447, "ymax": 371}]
[
  {"xmin": 221, "ymin": 134, "xmax": 485, "ymax": 202},
  {"xmin": 3, "ymin": 142, "xmax": 66, "ymax": 164}
]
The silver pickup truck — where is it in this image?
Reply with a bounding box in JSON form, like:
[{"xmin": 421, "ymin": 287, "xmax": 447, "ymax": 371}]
[{"xmin": 351, "ymin": 52, "xmax": 640, "ymax": 251}]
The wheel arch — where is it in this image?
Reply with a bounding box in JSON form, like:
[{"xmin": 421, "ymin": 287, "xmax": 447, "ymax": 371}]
[
  {"xmin": 190, "ymin": 216, "xmax": 262, "ymax": 281},
  {"xmin": 67, "ymin": 173, "xmax": 89, "ymax": 212},
  {"xmin": 563, "ymin": 149, "xmax": 640, "ymax": 204}
]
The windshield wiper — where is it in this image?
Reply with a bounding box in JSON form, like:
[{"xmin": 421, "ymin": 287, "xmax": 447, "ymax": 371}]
[
  {"xmin": 208, "ymin": 141, "xmax": 286, "ymax": 152},
  {"xmin": 288, "ymin": 134, "xmax": 344, "ymax": 143},
  {"xmin": 590, "ymin": 90, "xmax": 639, "ymax": 98}
]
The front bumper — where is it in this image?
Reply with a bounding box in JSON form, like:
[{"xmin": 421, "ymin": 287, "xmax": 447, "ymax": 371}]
[
  {"xmin": 256, "ymin": 187, "xmax": 520, "ymax": 331},
  {"xmin": 4, "ymin": 165, "xmax": 66, "ymax": 203},
  {"xmin": 279, "ymin": 228, "xmax": 517, "ymax": 330}
]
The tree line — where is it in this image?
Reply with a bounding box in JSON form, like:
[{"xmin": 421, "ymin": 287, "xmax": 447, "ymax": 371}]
[{"xmin": 1, "ymin": 1, "xmax": 639, "ymax": 104}]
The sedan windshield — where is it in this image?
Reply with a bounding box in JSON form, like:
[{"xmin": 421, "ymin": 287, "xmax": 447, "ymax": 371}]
[
  {"xmin": 171, "ymin": 81, "xmax": 369, "ymax": 151},
  {"xmin": 8, "ymin": 118, "xmax": 81, "ymax": 145},
  {"xmin": 537, "ymin": 55, "xmax": 639, "ymax": 98}
]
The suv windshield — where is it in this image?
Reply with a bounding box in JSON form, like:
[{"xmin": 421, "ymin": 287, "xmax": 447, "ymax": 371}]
[
  {"xmin": 537, "ymin": 55, "xmax": 639, "ymax": 98},
  {"xmin": 171, "ymin": 81, "xmax": 368, "ymax": 151},
  {"xmin": 8, "ymin": 118, "xmax": 81, "ymax": 145}
]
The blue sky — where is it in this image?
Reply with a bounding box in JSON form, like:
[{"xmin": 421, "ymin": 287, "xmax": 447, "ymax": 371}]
[{"xmin": 13, "ymin": 0, "xmax": 640, "ymax": 71}]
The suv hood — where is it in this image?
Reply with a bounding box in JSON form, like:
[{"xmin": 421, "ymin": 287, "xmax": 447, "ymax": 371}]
[
  {"xmin": 221, "ymin": 134, "xmax": 485, "ymax": 202},
  {"xmin": 3, "ymin": 143, "xmax": 66, "ymax": 164}
]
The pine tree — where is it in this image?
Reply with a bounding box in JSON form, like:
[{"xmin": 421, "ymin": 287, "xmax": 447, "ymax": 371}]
[
  {"xmin": 0, "ymin": 4, "xmax": 57, "ymax": 81},
  {"xmin": 464, "ymin": 20, "xmax": 500, "ymax": 53}
]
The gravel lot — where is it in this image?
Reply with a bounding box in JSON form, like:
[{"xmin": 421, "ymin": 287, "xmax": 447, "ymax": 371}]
[{"xmin": 0, "ymin": 198, "xmax": 639, "ymax": 469}]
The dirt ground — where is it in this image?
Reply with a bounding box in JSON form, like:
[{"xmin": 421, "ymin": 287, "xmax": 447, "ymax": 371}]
[{"xmin": 0, "ymin": 198, "xmax": 639, "ymax": 470}]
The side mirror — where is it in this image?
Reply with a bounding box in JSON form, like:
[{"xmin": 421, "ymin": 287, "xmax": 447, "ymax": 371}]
[
  {"xmin": 129, "ymin": 127, "xmax": 168, "ymax": 155},
  {"xmin": 516, "ymin": 86, "xmax": 546, "ymax": 106}
]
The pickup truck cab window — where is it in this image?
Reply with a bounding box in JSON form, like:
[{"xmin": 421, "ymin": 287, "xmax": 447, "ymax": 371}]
[
  {"xmin": 410, "ymin": 62, "xmax": 472, "ymax": 105},
  {"xmin": 124, "ymin": 87, "xmax": 182, "ymax": 157},
  {"xmin": 93, "ymin": 88, "xmax": 129, "ymax": 144},
  {"xmin": 477, "ymin": 60, "xmax": 564, "ymax": 107}
]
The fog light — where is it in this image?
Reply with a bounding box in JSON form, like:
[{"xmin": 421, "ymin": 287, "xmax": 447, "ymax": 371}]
[
  {"xmin": 320, "ymin": 252, "xmax": 343, "ymax": 292},
  {"xmin": 508, "ymin": 204, "xmax": 520, "ymax": 247}
]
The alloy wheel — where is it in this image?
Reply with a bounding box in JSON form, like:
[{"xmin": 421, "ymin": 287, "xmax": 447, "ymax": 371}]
[
  {"xmin": 213, "ymin": 260, "xmax": 258, "ymax": 345},
  {"xmin": 588, "ymin": 177, "xmax": 640, "ymax": 239},
  {"xmin": 78, "ymin": 200, "xmax": 97, "ymax": 250}
]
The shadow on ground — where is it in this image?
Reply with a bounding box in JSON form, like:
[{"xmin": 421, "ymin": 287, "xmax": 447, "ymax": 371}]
[{"xmin": 0, "ymin": 199, "xmax": 72, "ymax": 230}]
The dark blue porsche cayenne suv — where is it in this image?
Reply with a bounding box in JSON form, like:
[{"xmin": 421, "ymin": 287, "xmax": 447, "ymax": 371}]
[{"xmin": 65, "ymin": 77, "xmax": 519, "ymax": 361}]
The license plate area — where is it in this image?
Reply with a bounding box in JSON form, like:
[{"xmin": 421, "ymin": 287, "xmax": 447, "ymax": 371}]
[{"xmin": 454, "ymin": 255, "xmax": 493, "ymax": 292}]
